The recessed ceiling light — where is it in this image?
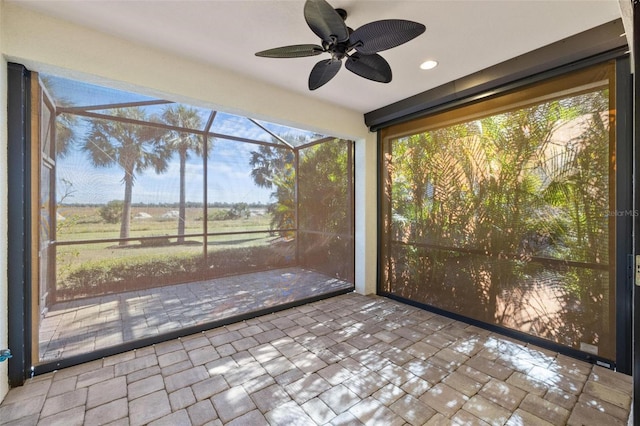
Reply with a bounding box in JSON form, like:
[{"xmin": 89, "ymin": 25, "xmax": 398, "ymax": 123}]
[{"xmin": 420, "ymin": 60, "xmax": 438, "ymax": 70}]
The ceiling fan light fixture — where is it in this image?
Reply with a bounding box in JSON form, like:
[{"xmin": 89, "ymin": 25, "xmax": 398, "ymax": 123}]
[
  {"xmin": 420, "ymin": 60, "xmax": 438, "ymax": 70},
  {"xmin": 255, "ymin": 0, "xmax": 426, "ymax": 90}
]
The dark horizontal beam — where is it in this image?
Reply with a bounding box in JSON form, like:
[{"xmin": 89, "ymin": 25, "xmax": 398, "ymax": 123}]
[
  {"xmin": 63, "ymin": 108, "xmax": 288, "ymax": 150},
  {"xmin": 55, "ymin": 228, "xmax": 299, "ymax": 246},
  {"xmin": 58, "ymin": 99, "xmax": 173, "ymax": 113},
  {"xmin": 392, "ymin": 240, "xmax": 610, "ymax": 271},
  {"xmin": 365, "ymin": 19, "xmax": 627, "ymax": 131}
]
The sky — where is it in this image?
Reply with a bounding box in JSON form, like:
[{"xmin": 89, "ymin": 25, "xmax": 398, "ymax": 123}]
[
  {"xmin": 57, "ymin": 136, "xmax": 273, "ymax": 206},
  {"xmin": 46, "ymin": 74, "xmax": 325, "ymax": 206}
]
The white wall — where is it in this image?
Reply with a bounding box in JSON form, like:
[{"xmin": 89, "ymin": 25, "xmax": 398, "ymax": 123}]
[
  {"xmin": 355, "ymin": 133, "xmax": 378, "ymax": 296},
  {"xmin": 0, "ymin": 0, "xmax": 10, "ymax": 405},
  {"xmin": 0, "ymin": 2, "xmax": 378, "ymax": 397},
  {"xmin": 618, "ymin": 1, "xmax": 634, "ymax": 72}
]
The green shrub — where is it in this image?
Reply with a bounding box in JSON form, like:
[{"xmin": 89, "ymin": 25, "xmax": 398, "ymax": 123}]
[
  {"xmin": 58, "ymin": 244, "xmax": 294, "ymax": 300},
  {"xmin": 99, "ymin": 200, "xmax": 124, "ymax": 224},
  {"xmin": 207, "ymin": 210, "xmax": 230, "ymax": 221},
  {"xmin": 205, "ymin": 203, "xmax": 251, "ymax": 221},
  {"xmin": 140, "ymin": 237, "xmax": 171, "ymax": 247}
]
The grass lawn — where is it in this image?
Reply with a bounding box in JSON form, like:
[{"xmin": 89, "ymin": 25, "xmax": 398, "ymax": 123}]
[
  {"xmin": 54, "ymin": 205, "xmax": 287, "ymax": 299},
  {"xmin": 56, "ymin": 206, "xmax": 272, "ymax": 240}
]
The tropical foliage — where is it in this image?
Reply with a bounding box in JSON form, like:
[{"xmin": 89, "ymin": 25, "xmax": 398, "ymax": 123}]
[
  {"xmin": 382, "ymin": 87, "xmax": 613, "ymax": 357},
  {"xmin": 247, "ymin": 138, "xmax": 355, "ymax": 280},
  {"xmin": 298, "ymin": 140, "xmax": 354, "ymax": 279},
  {"xmin": 249, "ymin": 145, "xmax": 296, "ymax": 234},
  {"xmin": 298, "ymin": 140, "xmax": 351, "ymax": 233}
]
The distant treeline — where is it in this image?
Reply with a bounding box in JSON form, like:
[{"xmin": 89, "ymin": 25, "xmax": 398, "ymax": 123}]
[{"xmin": 59, "ymin": 201, "xmax": 268, "ymax": 208}]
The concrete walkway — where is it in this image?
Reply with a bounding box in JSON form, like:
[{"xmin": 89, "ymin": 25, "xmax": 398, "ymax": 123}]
[{"xmin": 2, "ymin": 293, "xmax": 632, "ymax": 425}]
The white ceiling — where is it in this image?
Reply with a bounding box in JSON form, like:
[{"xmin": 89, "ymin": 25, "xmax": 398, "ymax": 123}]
[{"xmin": 9, "ymin": 0, "xmax": 622, "ymax": 114}]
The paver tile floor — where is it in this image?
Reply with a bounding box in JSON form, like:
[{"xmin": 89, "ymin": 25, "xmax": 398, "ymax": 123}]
[
  {"xmin": 39, "ymin": 267, "xmax": 352, "ymax": 361},
  {"xmin": 2, "ymin": 293, "xmax": 632, "ymax": 425}
]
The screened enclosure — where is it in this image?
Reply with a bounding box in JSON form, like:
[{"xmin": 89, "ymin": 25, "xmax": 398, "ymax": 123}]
[
  {"xmin": 379, "ymin": 61, "xmax": 623, "ymax": 363},
  {"xmin": 33, "ymin": 74, "xmax": 354, "ymax": 365}
]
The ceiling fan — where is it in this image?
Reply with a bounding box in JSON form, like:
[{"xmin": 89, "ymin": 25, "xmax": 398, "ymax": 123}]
[{"xmin": 255, "ymin": 0, "xmax": 426, "ymax": 90}]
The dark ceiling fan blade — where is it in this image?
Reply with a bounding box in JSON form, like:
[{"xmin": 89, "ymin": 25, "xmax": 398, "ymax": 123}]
[
  {"xmin": 255, "ymin": 44, "xmax": 324, "ymax": 58},
  {"xmin": 309, "ymin": 59, "xmax": 342, "ymax": 90},
  {"xmin": 350, "ymin": 20, "xmax": 426, "ymax": 54},
  {"xmin": 304, "ymin": 0, "xmax": 349, "ymax": 43},
  {"xmin": 345, "ymin": 53, "xmax": 392, "ymax": 83}
]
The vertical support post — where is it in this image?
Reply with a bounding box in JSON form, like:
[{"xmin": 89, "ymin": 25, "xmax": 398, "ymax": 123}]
[
  {"xmin": 348, "ymin": 140, "xmax": 354, "ymax": 282},
  {"xmin": 294, "ymin": 148, "xmax": 300, "ymax": 266},
  {"xmin": 615, "ymin": 56, "xmax": 633, "ymax": 374},
  {"xmin": 202, "ymin": 135, "xmax": 209, "ymax": 268},
  {"xmin": 202, "ymin": 111, "xmax": 216, "ymax": 270},
  {"xmin": 632, "ymin": 0, "xmax": 640, "ymax": 418},
  {"xmin": 354, "ymin": 133, "xmax": 378, "ymax": 295},
  {"xmin": 7, "ymin": 63, "xmax": 32, "ymax": 387},
  {"xmin": 347, "ymin": 140, "xmax": 354, "ymax": 237}
]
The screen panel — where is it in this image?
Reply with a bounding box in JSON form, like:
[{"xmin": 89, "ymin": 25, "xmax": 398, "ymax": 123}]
[
  {"xmin": 298, "ymin": 139, "xmax": 354, "ymax": 282},
  {"xmin": 34, "ymin": 73, "xmax": 355, "ymax": 367},
  {"xmin": 380, "ymin": 61, "xmax": 616, "ymax": 360}
]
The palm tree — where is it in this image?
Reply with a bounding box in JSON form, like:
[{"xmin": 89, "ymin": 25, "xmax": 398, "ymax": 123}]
[
  {"xmin": 249, "ymin": 145, "xmax": 296, "ymax": 235},
  {"xmin": 40, "ymin": 76, "xmax": 78, "ymax": 159},
  {"xmin": 161, "ymin": 105, "xmax": 205, "ymax": 243},
  {"xmin": 82, "ymin": 107, "xmax": 170, "ymax": 245},
  {"xmin": 56, "ymin": 112, "xmax": 77, "ymax": 158}
]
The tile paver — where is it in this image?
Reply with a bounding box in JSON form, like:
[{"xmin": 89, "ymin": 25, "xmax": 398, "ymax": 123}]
[
  {"xmin": 265, "ymin": 400, "xmax": 315, "ymax": 425},
  {"xmin": 37, "ymin": 405, "xmax": 85, "ymax": 426},
  {"xmin": 567, "ymin": 401, "xmax": 627, "ymax": 426},
  {"xmin": 390, "ymin": 393, "xmax": 436, "ymax": 425},
  {"xmin": 164, "ymin": 366, "xmax": 209, "ymax": 393},
  {"xmin": 211, "ymin": 386, "xmax": 256, "ymax": 423},
  {"xmin": 349, "ymin": 396, "xmax": 405, "ymax": 426},
  {"xmin": 147, "ymin": 409, "xmax": 192, "ymax": 426},
  {"xmin": 582, "ymin": 380, "xmax": 631, "ymax": 410},
  {"xmin": 421, "ymin": 382, "xmax": 469, "ymax": 417},
  {"xmin": 478, "ymin": 378, "xmax": 526, "ymax": 411},
  {"xmin": 285, "ymin": 373, "xmax": 332, "ymax": 404},
  {"xmin": 169, "ymin": 387, "xmax": 197, "ymax": 411},
  {"xmin": 226, "ymin": 409, "xmax": 268, "ymax": 426},
  {"xmin": 506, "ymin": 408, "xmax": 554, "ymax": 426},
  {"xmin": 462, "ymin": 394, "xmax": 512, "ymax": 426},
  {"xmin": 40, "ymin": 388, "xmax": 87, "ymax": 419},
  {"xmin": 250, "ymin": 383, "xmax": 291, "ymax": 413},
  {"xmin": 319, "ymin": 383, "xmax": 361, "ymax": 413},
  {"xmin": 84, "ymin": 397, "xmax": 128, "ymax": 425},
  {"xmin": 86, "ymin": 376, "xmax": 127, "ymax": 409},
  {"xmin": 127, "ymin": 374, "xmax": 165, "ymax": 400},
  {"xmin": 0, "ymin": 293, "xmax": 633, "ymax": 425},
  {"xmin": 519, "ymin": 393, "xmax": 570, "ymax": 425},
  {"xmin": 187, "ymin": 399, "xmax": 218, "ymax": 425},
  {"xmin": 128, "ymin": 390, "xmax": 171, "ymax": 426},
  {"xmin": 301, "ymin": 397, "xmax": 336, "ymax": 424}
]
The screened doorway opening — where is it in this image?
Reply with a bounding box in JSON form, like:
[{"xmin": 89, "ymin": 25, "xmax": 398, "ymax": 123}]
[
  {"xmin": 33, "ymin": 74, "xmax": 354, "ymax": 368},
  {"xmin": 379, "ymin": 59, "xmax": 631, "ymax": 370}
]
